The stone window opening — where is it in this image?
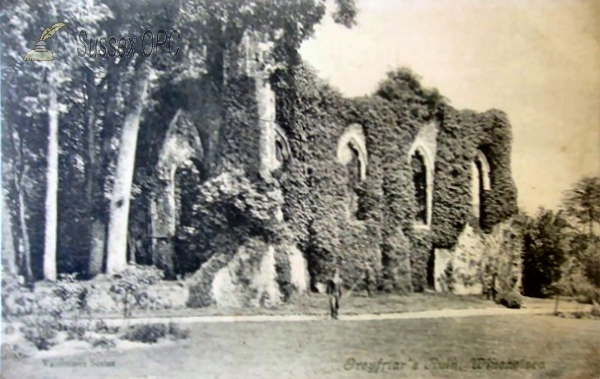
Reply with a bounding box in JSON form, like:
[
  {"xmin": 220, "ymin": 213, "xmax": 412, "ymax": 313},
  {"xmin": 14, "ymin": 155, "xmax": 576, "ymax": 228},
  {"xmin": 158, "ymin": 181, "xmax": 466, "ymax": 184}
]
[
  {"xmin": 275, "ymin": 140, "xmax": 284, "ymax": 163},
  {"xmin": 471, "ymin": 150, "xmax": 491, "ymax": 221},
  {"xmin": 347, "ymin": 142, "xmax": 362, "ymax": 185},
  {"xmin": 347, "ymin": 142, "xmax": 363, "ymax": 219},
  {"xmin": 408, "ymin": 145, "xmax": 433, "ymax": 228},
  {"xmin": 337, "ymin": 125, "xmax": 368, "ymax": 221},
  {"xmin": 273, "ymin": 125, "xmax": 291, "ymax": 170},
  {"xmin": 411, "ymin": 150, "xmax": 428, "ymax": 224}
]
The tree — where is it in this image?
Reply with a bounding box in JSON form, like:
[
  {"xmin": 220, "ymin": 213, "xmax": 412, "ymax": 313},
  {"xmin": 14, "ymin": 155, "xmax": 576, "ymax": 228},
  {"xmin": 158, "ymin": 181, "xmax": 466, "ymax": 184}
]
[
  {"xmin": 563, "ymin": 176, "xmax": 600, "ymax": 238},
  {"xmin": 106, "ymin": 60, "xmax": 154, "ymax": 274},
  {"xmin": 104, "ymin": 0, "xmax": 182, "ymax": 274},
  {"xmin": 374, "ymin": 67, "xmax": 447, "ymax": 120},
  {"xmin": 557, "ymin": 176, "xmax": 600, "ymax": 303},
  {"xmin": 43, "ymin": 75, "xmax": 59, "ymax": 281},
  {"xmin": 3, "ymin": 0, "xmax": 111, "ymax": 279},
  {"xmin": 521, "ymin": 208, "xmax": 569, "ymax": 298}
]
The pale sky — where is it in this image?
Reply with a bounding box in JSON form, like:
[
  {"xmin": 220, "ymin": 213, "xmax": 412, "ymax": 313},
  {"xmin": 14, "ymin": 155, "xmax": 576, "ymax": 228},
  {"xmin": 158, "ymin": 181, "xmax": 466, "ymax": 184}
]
[{"xmin": 300, "ymin": 0, "xmax": 600, "ymax": 213}]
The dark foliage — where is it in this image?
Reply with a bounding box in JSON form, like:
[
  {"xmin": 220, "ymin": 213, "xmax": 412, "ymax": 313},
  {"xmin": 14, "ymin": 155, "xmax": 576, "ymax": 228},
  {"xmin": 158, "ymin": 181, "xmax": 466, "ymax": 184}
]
[
  {"xmin": 496, "ymin": 290, "xmax": 523, "ymax": 309},
  {"xmin": 21, "ymin": 319, "xmax": 58, "ymax": 350},
  {"xmin": 122, "ymin": 323, "xmax": 167, "ymax": 344},
  {"xmin": 167, "ymin": 322, "xmax": 191, "ymax": 340},
  {"xmin": 521, "ymin": 209, "xmax": 568, "ymax": 298}
]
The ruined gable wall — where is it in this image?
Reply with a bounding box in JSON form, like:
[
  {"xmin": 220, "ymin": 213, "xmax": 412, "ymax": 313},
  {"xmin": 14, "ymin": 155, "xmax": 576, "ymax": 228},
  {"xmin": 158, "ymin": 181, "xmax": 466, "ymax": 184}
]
[
  {"xmin": 273, "ymin": 65, "xmax": 518, "ymax": 294},
  {"xmin": 180, "ymin": 60, "xmax": 519, "ymax": 305}
]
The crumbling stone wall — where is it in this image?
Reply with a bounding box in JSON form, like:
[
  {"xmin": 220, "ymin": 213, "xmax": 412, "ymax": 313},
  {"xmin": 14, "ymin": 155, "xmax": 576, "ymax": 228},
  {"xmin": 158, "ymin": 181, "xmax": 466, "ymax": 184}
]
[
  {"xmin": 434, "ymin": 219, "xmax": 523, "ymax": 295},
  {"xmin": 146, "ymin": 48, "xmax": 518, "ymax": 306}
]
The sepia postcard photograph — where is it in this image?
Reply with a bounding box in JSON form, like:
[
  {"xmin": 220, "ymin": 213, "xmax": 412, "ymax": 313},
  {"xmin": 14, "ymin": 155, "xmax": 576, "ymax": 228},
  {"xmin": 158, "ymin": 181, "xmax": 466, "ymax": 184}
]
[{"xmin": 0, "ymin": 0, "xmax": 599, "ymax": 378}]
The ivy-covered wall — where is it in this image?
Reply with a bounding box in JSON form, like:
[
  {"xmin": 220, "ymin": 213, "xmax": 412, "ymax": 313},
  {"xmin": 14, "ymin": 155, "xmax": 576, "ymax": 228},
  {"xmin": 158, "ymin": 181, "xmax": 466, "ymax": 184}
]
[
  {"xmin": 143, "ymin": 58, "xmax": 518, "ymax": 305},
  {"xmin": 270, "ymin": 65, "xmax": 518, "ymax": 294}
]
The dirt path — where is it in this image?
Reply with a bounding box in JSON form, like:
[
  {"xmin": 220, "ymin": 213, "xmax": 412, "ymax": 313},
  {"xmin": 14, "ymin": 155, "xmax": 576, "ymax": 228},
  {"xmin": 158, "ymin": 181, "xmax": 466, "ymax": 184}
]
[{"xmin": 100, "ymin": 302, "xmax": 590, "ymax": 326}]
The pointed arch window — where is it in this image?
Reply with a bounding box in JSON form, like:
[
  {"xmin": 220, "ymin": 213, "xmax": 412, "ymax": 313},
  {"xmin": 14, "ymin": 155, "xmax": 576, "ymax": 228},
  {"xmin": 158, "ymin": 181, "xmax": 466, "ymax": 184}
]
[
  {"xmin": 408, "ymin": 145, "xmax": 433, "ymax": 227},
  {"xmin": 337, "ymin": 125, "xmax": 368, "ymax": 220},
  {"xmin": 471, "ymin": 150, "xmax": 491, "ymax": 221},
  {"xmin": 412, "ymin": 150, "xmax": 428, "ymax": 224},
  {"xmin": 347, "ymin": 142, "xmax": 362, "ymax": 185},
  {"xmin": 273, "ymin": 125, "xmax": 290, "ymax": 169}
]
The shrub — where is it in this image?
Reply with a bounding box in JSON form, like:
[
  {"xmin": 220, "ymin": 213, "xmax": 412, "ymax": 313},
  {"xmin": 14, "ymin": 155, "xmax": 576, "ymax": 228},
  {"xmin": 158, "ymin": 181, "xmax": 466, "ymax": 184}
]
[
  {"xmin": 65, "ymin": 324, "xmax": 87, "ymax": 341},
  {"xmin": 21, "ymin": 318, "xmax": 59, "ymax": 350},
  {"xmin": 167, "ymin": 322, "xmax": 191, "ymax": 340},
  {"xmin": 2, "ymin": 343, "xmax": 33, "ymax": 360},
  {"xmin": 88, "ymin": 336, "xmax": 117, "ymax": 349},
  {"xmin": 591, "ymin": 302, "xmax": 600, "ymax": 318},
  {"xmin": 109, "ymin": 265, "xmax": 165, "ymax": 318},
  {"xmin": 556, "ymin": 267, "xmax": 600, "ymax": 304},
  {"xmin": 521, "ymin": 209, "xmax": 568, "ymax": 298},
  {"xmin": 122, "ymin": 323, "xmax": 167, "ymax": 344},
  {"xmin": 496, "ymin": 290, "xmax": 523, "ymax": 309},
  {"xmin": 54, "ymin": 273, "xmax": 90, "ymax": 314},
  {"xmin": 1, "ymin": 274, "xmax": 37, "ymax": 319},
  {"xmin": 92, "ymin": 319, "xmax": 119, "ymax": 334}
]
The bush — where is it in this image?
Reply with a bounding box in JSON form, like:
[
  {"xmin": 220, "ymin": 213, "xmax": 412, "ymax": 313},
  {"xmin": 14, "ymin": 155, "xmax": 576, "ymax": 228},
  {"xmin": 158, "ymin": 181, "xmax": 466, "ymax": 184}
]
[
  {"xmin": 21, "ymin": 318, "xmax": 59, "ymax": 350},
  {"xmin": 122, "ymin": 323, "xmax": 167, "ymax": 344},
  {"xmin": 113, "ymin": 265, "xmax": 164, "ymax": 286},
  {"xmin": 88, "ymin": 336, "xmax": 117, "ymax": 349},
  {"xmin": 54, "ymin": 273, "xmax": 90, "ymax": 314},
  {"xmin": 555, "ymin": 310, "xmax": 600, "ymax": 320},
  {"xmin": 496, "ymin": 290, "xmax": 523, "ymax": 309},
  {"xmin": 65, "ymin": 324, "xmax": 87, "ymax": 341},
  {"xmin": 109, "ymin": 265, "xmax": 165, "ymax": 318},
  {"xmin": 1, "ymin": 274, "xmax": 37, "ymax": 319},
  {"xmin": 91, "ymin": 319, "xmax": 119, "ymax": 334},
  {"xmin": 2, "ymin": 343, "xmax": 33, "ymax": 360},
  {"xmin": 591, "ymin": 302, "xmax": 600, "ymax": 318},
  {"xmin": 557, "ymin": 268, "xmax": 600, "ymax": 304},
  {"xmin": 167, "ymin": 322, "xmax": 191, "ymax": 340},
  {"xmin": 521, "ymin": 209, "xmax": 568, "ymax": 298},
  {"xmin": 121, "ymin": 322, "xmax": 190, "ymax": 344}
]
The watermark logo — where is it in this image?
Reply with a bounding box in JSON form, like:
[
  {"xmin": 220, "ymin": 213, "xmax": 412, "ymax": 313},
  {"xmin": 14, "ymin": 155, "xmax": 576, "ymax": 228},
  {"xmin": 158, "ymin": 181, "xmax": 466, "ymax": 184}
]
[
  {"xmin": 23, "ymin": 22, "xmax": 67, "ymax": 62},
  {"xmin": 78, "ymin": 29, "xmax": 180, "ymax": 58}
]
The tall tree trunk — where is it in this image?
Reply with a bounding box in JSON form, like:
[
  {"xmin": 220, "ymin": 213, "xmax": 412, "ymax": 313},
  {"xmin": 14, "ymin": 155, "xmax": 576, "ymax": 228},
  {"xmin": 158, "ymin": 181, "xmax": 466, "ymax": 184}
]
[
  {"xmin": 16, "ymin": 180, "xmax": 32, "ymax": 282},
  {"xmin": 2, "ymin": 191, "xmax": 17, "ymax": 275},
  {"xmin": 7, "ymin": 123, "xmax": 33, "ymax": 282},
  {"xmin": 43, "ymin": 86, "xmax": 59, "ymax": 281},
  {"xmin": 82, "ymin": 68, "xmax": 98, "ymax": 277},
  {"xmin": 89, "ymin": 67, "xmax": 120, "ymax": 276},
  {"xmin": 106, "ymin": 65, "xmax": 151, "ymax": 274}
]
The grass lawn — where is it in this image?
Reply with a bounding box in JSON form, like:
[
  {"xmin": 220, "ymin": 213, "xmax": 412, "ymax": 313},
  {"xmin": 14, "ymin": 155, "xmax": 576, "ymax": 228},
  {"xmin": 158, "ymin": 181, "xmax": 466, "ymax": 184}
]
[{"xmin": 3, "ymin": 314, "xmax": 598, "ymax": 379}]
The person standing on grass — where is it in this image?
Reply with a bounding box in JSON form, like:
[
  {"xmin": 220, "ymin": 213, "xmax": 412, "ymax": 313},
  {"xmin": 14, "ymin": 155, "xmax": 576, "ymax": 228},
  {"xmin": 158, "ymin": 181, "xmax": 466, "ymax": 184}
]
[
  {"xmin": 364, "ymin": 263, "xmax": 374, "ymax": 298},
  {"xmin": 327, "ymin": 268, "xmax": 343, "ymax": 320}
]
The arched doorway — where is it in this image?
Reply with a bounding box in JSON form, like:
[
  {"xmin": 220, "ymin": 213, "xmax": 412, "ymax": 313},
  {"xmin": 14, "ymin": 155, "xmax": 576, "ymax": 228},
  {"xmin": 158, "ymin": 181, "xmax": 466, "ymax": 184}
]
[
  {"xmin": 151, "ymin": 110, "xmax": 204, "ymax": 278},
  {"xmin": 173, "ymin": 160, "xmax": 204, "ymax": 276}
]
